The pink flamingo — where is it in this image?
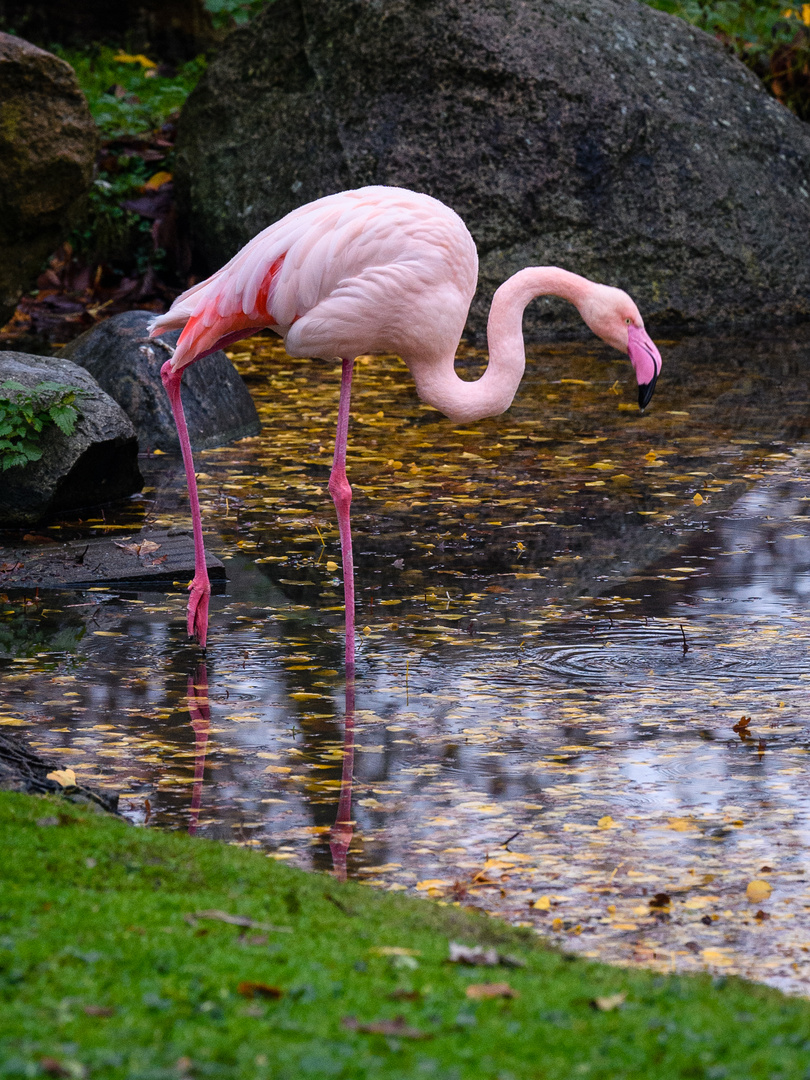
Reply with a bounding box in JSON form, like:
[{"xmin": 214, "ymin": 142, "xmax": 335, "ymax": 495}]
[{"xmin": 150, "ymin": 185, "xmax": 661, "ymax": 671}]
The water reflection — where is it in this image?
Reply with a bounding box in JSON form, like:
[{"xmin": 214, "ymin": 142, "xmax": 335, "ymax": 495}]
[
  {"xmin": 328, "ymin": 678, "xmax": 355, "ymax": 883},
  {"xmin": 3, "ymin": 331, "xmax": 810, "ymax": 994},
  {"xmin": 187, "ymin": 665, "xmax": 210, "ymax": 836}
]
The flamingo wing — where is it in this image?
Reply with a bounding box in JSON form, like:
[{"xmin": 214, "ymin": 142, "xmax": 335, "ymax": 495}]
[{"xmin": 149, "ymin": 186, "xmax": 477, "ymax": 371}]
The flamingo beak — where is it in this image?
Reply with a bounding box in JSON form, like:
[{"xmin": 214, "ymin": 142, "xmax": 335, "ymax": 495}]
[{"xmin": 627, "ymin": 325, "xmax": 662, "ymax": 410}]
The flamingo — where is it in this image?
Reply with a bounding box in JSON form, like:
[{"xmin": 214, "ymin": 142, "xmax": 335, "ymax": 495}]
[{"xmin": 149, "ymin": 185, "xmax": 662, "ymax": 671}]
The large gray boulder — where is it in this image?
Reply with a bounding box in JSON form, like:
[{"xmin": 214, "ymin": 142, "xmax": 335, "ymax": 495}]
[
  {"xmin": 0, "ymin": 354, "xmax": 142, "ymax": 526},
  {"xmin": 59, "ymin": 311, "xmax": 262, "ymax": 452},
  {"xmin": 0, "ymin": 34, "xmax": 97, "ymax": 327},
  {"xmin": 175, "ymin": 0, "xmax": 810, "ymax": 339}
]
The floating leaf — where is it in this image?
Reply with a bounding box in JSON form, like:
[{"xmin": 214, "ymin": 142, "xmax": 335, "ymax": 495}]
[{"xmin": 746, "ymin": 880, "xmax": 772, "ymax": 903}]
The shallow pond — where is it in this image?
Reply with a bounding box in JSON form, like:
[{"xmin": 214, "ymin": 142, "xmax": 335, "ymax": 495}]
[{"xmin": 3, "ymin": 329, "xmax": 810, "ymax": 994}]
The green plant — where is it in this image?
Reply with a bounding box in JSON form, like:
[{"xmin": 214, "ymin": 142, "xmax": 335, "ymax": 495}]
[
  {"xmin": 643, "ymin": 0, "xmax": 810, "ymax": 118},
  {"xmin": 55, "ymin": 47, "xmax": 207, "ymax": 138},
  {"xmin": 203, "ymin": 0, "xmax": 272, "ymax": 30},
  {"xmin": 71, "ymin": 158, "xmax": 157, "ymax": 267},
  {"xmin": 0, "ymin": 381, "xmax": 83, "ymax": 471}
]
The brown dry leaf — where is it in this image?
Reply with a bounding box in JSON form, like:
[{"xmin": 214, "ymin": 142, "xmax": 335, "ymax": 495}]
[
  {"xmin": 114, "ymin": 541, "xmax": 141, "ymax": 556},
  {"xmin": 466, "ymin": 982, "xmax": 519, "ymax": 1000},
  {"xmin": 342, "ymin": 1015, "xmax": 432, "ymax": 1039},
  {"xmin": 237, "ymin": 981, "xmax": 283, "ymax": 999},
  {"xmin": 114, "ymin": 540, "xmax": 161, "ymax": 557},
  {"xmin": 188, "ymin": 909, "xmax": 292, "ymax": 933},
  {"xmin": 82, "ymin": 1004, "xmax": 115, "ymax": 1017},
  {"xmin": 39, "ymin": 1060, "xmax": 83, "ymax": 1079},
  {"xmin": 591, "ymin": 992, "xmax": 626, "ymax": 1012}
]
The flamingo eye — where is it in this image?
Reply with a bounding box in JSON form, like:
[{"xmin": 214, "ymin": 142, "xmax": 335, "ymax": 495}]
[{"xmin": 625, "ymin": 318, "xmax": 632, "ymax": 325}]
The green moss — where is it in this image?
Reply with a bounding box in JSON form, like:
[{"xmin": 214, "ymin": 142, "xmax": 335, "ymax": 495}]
[{"xmin": 1, "ymin": 792, "xmax": 810, "ymax": 1078}]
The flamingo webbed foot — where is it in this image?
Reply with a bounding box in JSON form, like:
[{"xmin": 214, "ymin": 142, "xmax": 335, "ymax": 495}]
[{"xmin": 187, "ymin": 574, "xmax": 211, "ymax": 648}]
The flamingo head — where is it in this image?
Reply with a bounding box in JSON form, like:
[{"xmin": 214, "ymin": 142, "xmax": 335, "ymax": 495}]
[{"xmin": 578, "ymin": 285, "xmax": 662, "ymax": 410}]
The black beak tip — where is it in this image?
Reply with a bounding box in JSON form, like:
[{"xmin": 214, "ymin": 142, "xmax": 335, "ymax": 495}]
[{"xmin": 637, "ymin": 370, "xmax": 658, "ymax": 411}]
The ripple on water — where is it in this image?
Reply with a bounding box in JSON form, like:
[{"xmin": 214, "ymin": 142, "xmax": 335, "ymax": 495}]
[{"xmin": 523, "ymin": 621, "xmax": 810, "ymax": 693}]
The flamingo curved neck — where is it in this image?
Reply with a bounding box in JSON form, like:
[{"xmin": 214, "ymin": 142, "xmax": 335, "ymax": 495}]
[{"xmin": 406, "ymin": 267, "xmax": 595, "ymax": 424}]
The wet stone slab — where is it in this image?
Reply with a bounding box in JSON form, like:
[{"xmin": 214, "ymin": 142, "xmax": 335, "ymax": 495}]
[{"xmin": 0, "ymin": 529, "xmax": 226, "ymax": 590}]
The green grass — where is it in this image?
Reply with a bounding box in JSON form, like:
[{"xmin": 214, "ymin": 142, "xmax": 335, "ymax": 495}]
[{"xmin": 2, "ymin": 794, "xmax": 810, "ymax": 1078}]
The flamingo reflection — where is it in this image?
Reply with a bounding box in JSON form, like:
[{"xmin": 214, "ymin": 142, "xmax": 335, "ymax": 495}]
[
  {"xmin": 329, "ymin": 677, "xmax": 356, "ymax": 881},
  {"xmin": 183, "ymin": 663, "xmax": 356, "ymax": 876},
  {"xmin": 187, "ymin": 664, "xmax": 210, "ymax": 836}
]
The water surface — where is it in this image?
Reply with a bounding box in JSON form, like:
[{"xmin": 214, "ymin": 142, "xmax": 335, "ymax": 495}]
[{"xmin": 3, "ymin": 330, "xmax": 810, "ymax": 994}]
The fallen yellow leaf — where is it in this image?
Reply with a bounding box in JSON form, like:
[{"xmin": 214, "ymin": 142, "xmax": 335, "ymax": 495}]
[
  {"xmin": 693, "ymin": 492, "xmax": 704, "ymax": 506},
  {"xmin": 144, "ymin": 171, "xmax": 172, "ymax": 190},
  {"xmin": 666, "ymin": 817, "xmax": 695, "ymax": 831},
  {"xmin": 46, "ymin": 768, "xmax": 77, "ymax": 788},
  {"xmin": 325, "ymin": 561, "xmax": 338, "ymax": 572},
  {"xmin": 368, "ymin": 946, "xmax": 421, "ymax": 957},
  {"xmin": 592, "ymin": 992, "xmax": 626, "ymax": 1012},
  {"xmin": 465, "ymin": 982, "xmax": 518, "ymax": 1000},
  {"xmin": 702, "ymin": 948, "xmax": 733, "ymax": 967},
  {"xmin": 746, "ymin": 880, "xmax": 772, "ymax": 903},
  {"xmin": 597, "ymin": 815, "xmax": 616, "ymax": 829},
  {"xmin": 533, "ymin": 896, "xmax": 551, "ymax": 911},
  {"xmin": 113, "ymin": 51, "xmax": 157, "ymax": 67}
]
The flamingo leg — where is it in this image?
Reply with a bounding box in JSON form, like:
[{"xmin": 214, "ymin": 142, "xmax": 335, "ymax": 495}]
[
  {"xmin": 161, "ymin": 360, "xmax": 211, "ymax": 647},
  {"xmin": 328, "ymin": 358, "xmax": 356, "ymax": 674}
]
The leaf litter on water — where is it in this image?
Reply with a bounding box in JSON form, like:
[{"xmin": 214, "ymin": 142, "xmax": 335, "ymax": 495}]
[{"xmin": 4, "ymin": 332, "xmax": 810, "ymax": 992}]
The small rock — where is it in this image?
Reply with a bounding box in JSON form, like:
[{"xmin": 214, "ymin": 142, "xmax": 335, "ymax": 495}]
[
  {"xmin": 59, "ymin": 311, "xmax": 261, "ymax": 452},
  {"xmin": 0, "ymin": 353, "xmax": 142, "ymax": 526}
]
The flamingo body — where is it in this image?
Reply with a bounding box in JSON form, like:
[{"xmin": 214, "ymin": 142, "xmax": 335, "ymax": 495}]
[
  {"xmin": 152, "ymin": 187, "xmax": 477, "ymax": 377},
  {"xmin": 149, "ymin": 185, "xmax": 662, "ymax": 659}
]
